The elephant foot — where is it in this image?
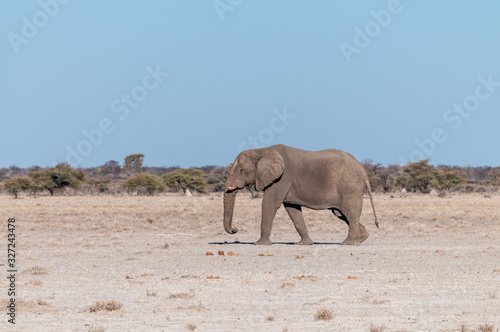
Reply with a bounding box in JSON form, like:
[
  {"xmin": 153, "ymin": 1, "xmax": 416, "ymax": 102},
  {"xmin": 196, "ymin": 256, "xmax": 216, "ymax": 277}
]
[
  {"xmin": 360, "ymin": 230, "xmax": 369, "ymax": 244},
  {"xmin": 255, "ymin": 238, "xmax": 272, "ymax": 245},
  {"xmin": 341, "ymin": 236, "xmax": 361, "ymax": 246},
  {"xmin": 298, "ymin": 238, "xmax": 314, "ymax": 245}
]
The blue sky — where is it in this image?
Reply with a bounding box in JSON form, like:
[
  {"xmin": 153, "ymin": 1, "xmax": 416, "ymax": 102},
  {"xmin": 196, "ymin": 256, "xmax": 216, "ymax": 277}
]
[{"xmin": 2, "ymin": 1, "xmax": 500, "ymax": 168}]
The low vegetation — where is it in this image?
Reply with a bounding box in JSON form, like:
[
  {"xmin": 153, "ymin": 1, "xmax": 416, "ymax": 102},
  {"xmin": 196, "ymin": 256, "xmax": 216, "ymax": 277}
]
[
  {"xmin": 89, "ymin": 300, "xmax": 122, "ymax": 312},
  {"xmin": 0, "ymin": 154, "xmax": 229, "ymax": 197},
  {"xmin": 460, "ymin": 325, "xmax": 496, "ymax": 332},
  {"xmin": 314, "ymin": 308, "xmax": 334, "ymax": 321},
  {"xmin": 162, "ymin": 168, "xmax": 208, "ymax": 194},
  {"xmin": 1, "ymin": 154, "xmax": 498, "ymax": 198},
  {"xmin": 2, "ymin": 162, "xmax": 85, "ymax": 197},
  {"xmin": 363, "ymin": 159, "xmax": 498, "ymax": 195},
  {"xmin": 125, "ymin": 173, "xmax": 164, "ymax": 195}
]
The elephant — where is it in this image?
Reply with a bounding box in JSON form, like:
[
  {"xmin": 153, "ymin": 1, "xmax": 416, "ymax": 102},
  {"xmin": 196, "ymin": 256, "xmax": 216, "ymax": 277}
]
[{"xmin": 223, "ymin": 144, "xmax": 378, "ymax": 245}]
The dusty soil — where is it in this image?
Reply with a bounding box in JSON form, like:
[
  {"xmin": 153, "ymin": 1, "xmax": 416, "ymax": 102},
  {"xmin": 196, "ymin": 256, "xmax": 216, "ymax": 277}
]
[{"xmin": 0, "ymin": 192, "xmax": 499, "ymax": 331}]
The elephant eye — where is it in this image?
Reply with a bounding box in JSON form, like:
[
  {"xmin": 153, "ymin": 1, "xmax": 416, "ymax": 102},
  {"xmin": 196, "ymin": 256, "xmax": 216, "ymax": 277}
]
[{"xmin": 239, "ymin": 168, "xmax": 245, "ymax": 174}]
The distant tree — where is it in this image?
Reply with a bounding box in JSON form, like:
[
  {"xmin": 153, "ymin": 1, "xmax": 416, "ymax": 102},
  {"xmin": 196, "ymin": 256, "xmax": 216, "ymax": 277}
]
[
  {"xmin": 199, "ymin": 165, "xmax": 219, "ymax": 174},
  {"xmin": 391, "ymin": 169, "xmax": 407, "ymax": 191},
  {"xmin": 28, "ymin": 170, "xmax": 54, "ymax": 197},
  {"xmin": 223, "ymin": 163, "xmax": 232, "ymax": 179},
  {"xmin": 103, "ymin": 160, "xmax": 120, "ymax": 172},
  {"xmin": 2, "ymin": 177, "xmax": 32, "ymax": 198},
  {"xmin": 50, "ymin": 162, "xmax": 85, "ymax": 187},
  {"xmin": 162, "ymin": 168, "xmax": 207, "ymax": 194},
  {"xmin": 124, "ymin": 154, "xmax": 144, "ymax": 171},
  {"xmin": 488, "ymin": 167, "xmax": 500, "ymax": 186},
  {"xmin": 375, "ymin": 165, "xmax": 402, "ymax": 193},
  {"xmin": 206, "ymin": 169, "xmax": 227, "ymax": 192},
  {"xmin": 105, "ymin": 160, "xmax": 120, "ymax": 167},
  {"xmin": 87, "ymin": 179, "xmax": 112, "ymax": 194},
  {"xmin": 99, "ymin": 160, "xmax": 121, "ymax": 177},
  {"xmin": 431, "ymin": 167, "xmax": 467, "ymax": 191},
  {"xmin": 5, "ymin": 165, "xmax": 26, "ymax": 178},
  {"xmin": 362, "ymin": 160, "xmax": 382, "ymax": 191},
  {"xmin": 28, "ymin": 163, "xmax": 86, "ymax": 195},
  {"xmin": 0, "ymin": 169, "xmax": 8, "ymax": 181},
  {"xmin": 27, "ymin": 165, "xmax": 43, "ymax": 173},
  {"xmin": 125, "ymin": 173, "xmax": 164, "ymax": 195},
  {"xmin": 9, "ymin": 165, "xmax": 22, "ymax": 175},
  {"xmin": 402, "ymin": 160, "xmax": 437, "ymax": 193}
]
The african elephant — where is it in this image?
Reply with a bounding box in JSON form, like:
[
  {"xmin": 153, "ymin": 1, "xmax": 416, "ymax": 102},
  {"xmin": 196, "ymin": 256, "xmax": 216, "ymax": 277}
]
[{"xmin": 223, "ymin": 144, "xmax": 378, "ymax": 245}]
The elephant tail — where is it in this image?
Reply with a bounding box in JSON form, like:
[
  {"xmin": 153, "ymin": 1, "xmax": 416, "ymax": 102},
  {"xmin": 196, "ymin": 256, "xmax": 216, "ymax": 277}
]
[{"xmin": 365, "ymin": 179, "xmax": 379, "ymax": 228}]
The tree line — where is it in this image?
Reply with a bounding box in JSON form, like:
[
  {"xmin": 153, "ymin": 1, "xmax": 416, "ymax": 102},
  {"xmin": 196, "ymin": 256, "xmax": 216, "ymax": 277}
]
[
  {"xmin": 0, "ymin": 154, "xmax": 227, "ymax": 198},
  {"xmin": 1, "ymin": 154, "xmax": 499, "ymax": 198},
  {"xmin": 363, "ymin": 159, "xmax": 499, "ymax": 195}
]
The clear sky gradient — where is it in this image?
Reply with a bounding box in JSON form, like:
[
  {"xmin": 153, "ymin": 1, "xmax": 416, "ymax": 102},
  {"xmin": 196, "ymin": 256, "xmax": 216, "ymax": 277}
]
[{"xmin": 2, "ymin": 1, "xmax": 500, "ymax": 168}]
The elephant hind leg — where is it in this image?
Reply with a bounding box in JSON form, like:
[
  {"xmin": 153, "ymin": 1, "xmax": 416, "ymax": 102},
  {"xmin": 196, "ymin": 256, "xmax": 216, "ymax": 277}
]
[
  {"xmin": 331, "ymin": 206, "xmax": 368, "ymax": 245},
  {"xmin": 331, "ymin": 208, "xmax": 349, "ymax": 225},
  {"xmin": 358, "ymin": 223, "xmax": 369, "ymax": 243}
]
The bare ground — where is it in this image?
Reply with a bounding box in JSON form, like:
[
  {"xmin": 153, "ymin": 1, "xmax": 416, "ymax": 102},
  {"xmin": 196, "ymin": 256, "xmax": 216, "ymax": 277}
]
[{"xmin": 0, "ymin": 193, "xmax": 499, "ymax": 331}]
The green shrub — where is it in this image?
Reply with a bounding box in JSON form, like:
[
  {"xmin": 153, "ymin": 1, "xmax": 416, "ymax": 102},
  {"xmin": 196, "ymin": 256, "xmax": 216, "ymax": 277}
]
[
  {"xmin": 87, "ymin": 179, "xmax": 112, "ymax": 193},
  {"xmin": 29, "ymin": 163, "xmax": 85, "ymax": 195},
  {"xmin": 431, "ymin": 167, "xmax": 467, "ymax": 191},
  {"xmin": 402, "ymin": 160, "xmax": 437, "ymax": 193},
  {"xmin": 2, "ymin": 177, "xmax": 32, "ymax": 198},
  {"xmin": 125, "ymin": 173, "xmax": 164, "ymax": 195},
  {"xmin": 162, "ymin": 168, "xmax": 207, "ymax": 194},
  {"xmin": 206, "ymin": 172, "xmax": 226, "ymax": 192}
]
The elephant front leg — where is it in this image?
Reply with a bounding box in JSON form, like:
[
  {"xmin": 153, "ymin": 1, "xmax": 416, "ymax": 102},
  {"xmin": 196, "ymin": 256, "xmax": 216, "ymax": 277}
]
[
  {"xmin": 284, "ymin": 203, "xmax": 313, "ymax": 245},
  {"xmin": 254, "ymin": 193, "xmax": 281, "ymax": 245}
]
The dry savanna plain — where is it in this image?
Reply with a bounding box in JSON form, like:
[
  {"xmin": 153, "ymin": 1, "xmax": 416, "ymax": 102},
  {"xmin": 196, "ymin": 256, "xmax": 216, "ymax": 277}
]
[{"xmin": 0, "ymin": 191, "xmax": 499, "ymax": 332}]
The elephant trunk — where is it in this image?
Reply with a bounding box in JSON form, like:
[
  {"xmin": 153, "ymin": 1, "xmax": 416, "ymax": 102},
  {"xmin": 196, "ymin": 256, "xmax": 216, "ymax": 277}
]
[{"xmin": 223, "ymin": 189, "xmax": 238, "ymax": 234}]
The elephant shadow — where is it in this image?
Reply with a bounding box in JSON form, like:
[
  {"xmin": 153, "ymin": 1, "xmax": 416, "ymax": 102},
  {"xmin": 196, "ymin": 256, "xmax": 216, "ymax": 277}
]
[{"xmin": 209, "ymin": 241, "xmax": 342, "ymax": 246}]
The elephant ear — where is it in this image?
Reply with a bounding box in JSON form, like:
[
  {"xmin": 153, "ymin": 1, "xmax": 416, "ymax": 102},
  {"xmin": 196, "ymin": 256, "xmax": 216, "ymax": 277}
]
[{"xmin": 255, "ymin": 149, "xmax": 285, "ymax": 191}]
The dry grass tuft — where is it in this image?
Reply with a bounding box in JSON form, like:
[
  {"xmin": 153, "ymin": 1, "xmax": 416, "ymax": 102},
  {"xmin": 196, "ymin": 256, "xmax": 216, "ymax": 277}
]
[
  {"xmin": 280, "ymin": 282, "xmax": 295, "ymax": 289},
  {"xmin": 180, "ymin": 275, "xmax": 200, "ymax": 279},
  {"xmin": 186, "ymin": 323, "xmax": 197, "ymax": 331},
  {"xmin": 370, "ymin": 325, "xmax": 386, "ymax": 332},
  {"xmin": 461, "ymin": 324, "xmax": 496, "ymax": 332},
  {"xmin": 29, "ymin": 279, "xmax": 43, "ymax": 287},
  {"xmin": 314, "ymin": 308, "xmax": 334, "ymax": 321},
  {"xmin": 26, "ymin": 265, "xmax": 49, "ymax": 275},
  {"xmin": 146, "ymin": 290, "xmax": 158, "ymax": 297},
  {"xmin": 89, "ymin": 300, "xmax": 123, "ymax": 312},
  {"xmin": 37, "ymin": 299, "xmax": 50, "ymax": 306},
  {"xmin": 168, "ymin": 292, "xmax": 193, "ymax": 300},
  {"xmin": 177, "ymin": 304, "xmax": 208, "ymax": 312},
  {"xmin": 88, "ymin": 326, "xmax": 106, "ymax": 332},
  {"xmin": 478, "ymin": 325, "xmax": 495, "ymax": 332}
]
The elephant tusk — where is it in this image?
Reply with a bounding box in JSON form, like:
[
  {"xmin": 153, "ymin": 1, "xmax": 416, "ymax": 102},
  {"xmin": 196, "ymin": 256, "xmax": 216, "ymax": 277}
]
[{"xmin": 226, "ymin": 186, "xmax": 238, "ymax": 192}]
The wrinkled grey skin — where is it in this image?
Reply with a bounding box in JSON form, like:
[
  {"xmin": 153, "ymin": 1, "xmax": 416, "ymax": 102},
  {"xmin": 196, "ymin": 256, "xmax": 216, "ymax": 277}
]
[{"xmin": 223, "ymin": 144, "xmax": 378, "ymax": 245}]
